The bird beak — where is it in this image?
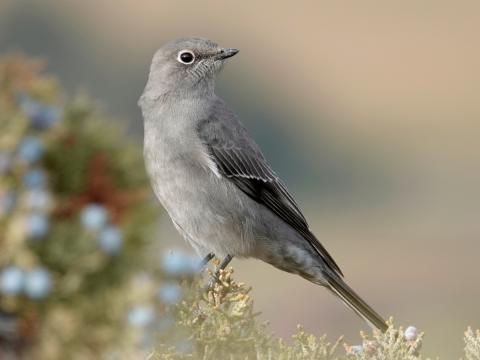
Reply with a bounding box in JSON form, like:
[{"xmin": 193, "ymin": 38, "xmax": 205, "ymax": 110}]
[{"xmin": 216, "ymin": 48, "xmax": 239, "ymax": 60}]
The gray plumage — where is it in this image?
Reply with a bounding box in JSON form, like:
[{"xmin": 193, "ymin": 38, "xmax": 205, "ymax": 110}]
[{"xmin": 139, "ymin": 37, "xmax": 387, "ymax": 332}]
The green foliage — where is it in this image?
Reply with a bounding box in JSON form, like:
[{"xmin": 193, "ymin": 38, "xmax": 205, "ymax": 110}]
[
  {"xmin": 159, "ymin": 268, "xmax": 274, "ymax": 359},
  {"xmin": 463, "ymin": 328, "xmax": 480, "ymax": 360},
  {"xmin": 0, "ymin": 55, "xmax": 159, "ymax": 359},
  {"xmin": 151, "ymin": 268, "xmax": 374, "ymax": 359},
  {"xmin": 343, "ymin": 325, "xmax": 424, "ymax": 360},
  {"xmin": 153, "ymin": 267, "xmax": 478, "ymax": 360}
]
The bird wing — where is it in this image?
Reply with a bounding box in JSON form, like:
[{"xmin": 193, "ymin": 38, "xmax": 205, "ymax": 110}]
[{"xmin": 196, "ymin": 98, "xmax": 343, "ymax": 277}]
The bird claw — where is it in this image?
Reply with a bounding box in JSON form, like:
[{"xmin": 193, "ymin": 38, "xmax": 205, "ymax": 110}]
[
  {"xmin": 203, "ymin": 273, "xmax": 220, "ymax": 292},
  {"xmin": 202, "ymin": 254, "xmax": 232, "ymax": 292}
]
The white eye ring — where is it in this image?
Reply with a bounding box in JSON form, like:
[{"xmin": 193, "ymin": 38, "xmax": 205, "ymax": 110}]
[{"xmin": 177, "ymin": 50, "xmax": 195, "ymax": 64}]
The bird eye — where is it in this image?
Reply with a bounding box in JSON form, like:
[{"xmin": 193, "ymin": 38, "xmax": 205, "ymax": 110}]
[{"xmin": 177, "ymin": 50, "xmax": 195, "ymax": 64}]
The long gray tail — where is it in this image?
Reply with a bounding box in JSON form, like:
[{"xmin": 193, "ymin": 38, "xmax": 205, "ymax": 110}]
[{"xmin": 325, "ymin": 272, "xmax": 388, "ymax": 332}]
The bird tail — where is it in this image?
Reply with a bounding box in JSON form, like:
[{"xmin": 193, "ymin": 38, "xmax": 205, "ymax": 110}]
[{"xmin": 325, "ymin": 272, "xmax": 388, "ymax": 332}]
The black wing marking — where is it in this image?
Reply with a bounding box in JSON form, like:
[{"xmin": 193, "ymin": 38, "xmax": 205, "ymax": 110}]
[
  {"xmin": 197, "ymin": 102, "xmax": 343, "ymax": 276},
  {"xmin": 209, "ymin": 146, "xmax": 342, "ymax": 277}
]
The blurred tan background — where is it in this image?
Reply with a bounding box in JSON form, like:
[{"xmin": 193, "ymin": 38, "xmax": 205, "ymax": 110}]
[{"xmin": 1, "ymin": 0, "xmax": 479, "ymax": 357}]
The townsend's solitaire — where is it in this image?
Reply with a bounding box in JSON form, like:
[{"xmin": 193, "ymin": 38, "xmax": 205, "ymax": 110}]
[{"xmin": 139, "ymin": 38, "xmax": 387, "ymax": 331}]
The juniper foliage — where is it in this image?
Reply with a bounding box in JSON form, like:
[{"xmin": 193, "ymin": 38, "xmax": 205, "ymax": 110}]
[
  {"xmin": 0, "ymin": 55, "xmax": 159, "ymax": 359},
  {"xmin": 153, "ymin": 267, "xmax": 478, "ymax": 360},
  {"xmin": 463, "ymin": 328, "xmax": 480, "ymax": 360}
]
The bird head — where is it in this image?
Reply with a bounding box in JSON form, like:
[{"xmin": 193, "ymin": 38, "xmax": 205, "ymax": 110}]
[{"xmin": 141, "ymin": 38, "xmax": 238, "ymax": 103}]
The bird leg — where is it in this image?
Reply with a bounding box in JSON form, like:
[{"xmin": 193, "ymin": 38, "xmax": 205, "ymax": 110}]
[
  {"xmin": 207, "ymin": 254, "xmax": 233, "ymax": 288},
  {"xmin": 217, "ymin": 254, "xmax": 233, "ymax": 272},
  {"xmin": 199, "ymin": 252, "xmax": 215, "ymax": 270}
]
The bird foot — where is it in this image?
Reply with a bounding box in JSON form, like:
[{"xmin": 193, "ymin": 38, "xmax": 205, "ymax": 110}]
[{"xmin": 203, "ymin": 269, "xmax": 222, "ymax": 291}]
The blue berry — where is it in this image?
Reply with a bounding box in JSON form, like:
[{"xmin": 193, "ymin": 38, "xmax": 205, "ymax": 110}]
[
  {"xmin": 26, "ymin": 213, "xmax": 49, "ymax": 239},
  {"xmin": 0, "ymin": 266, "xmax": 24, "ymax": 296},
  {"xmin": 24, "ymin": 267, "xmax": 53, "ymax": 299},
  {"xmin": 17, "ymin": 137, "xmax": 44, "ymax": 163},
  {"xmin": 158, "ymin": 283, "xmax": 182, "ymax": 304},
  {"xmin": 31, "ymin": 106, "xmax": 61, "ymax": 130},
  {"xmin": 19, "ymin": 95, "xmax": 61, "ymax": 130},
  {"xmin": 98, "ymin": 226, "xmax": 123, "ymax": 254},
  {"xmin": 80, "ymin": 204, "xmax": 108, "ymax": 231},
  {"xmin": 23, "ymin": 169, "xmax": 47, "ymax": 189},
  {"xmin": 24, "ymin": 189, "xmax": 51, "ymax": 212},
  {"xmin": 161, "ymin": 251, "xmax": 199, "ymax": 276},
  {"xmin": 127, "ymin": 305, "xmax": 155, "ymax": 327},
  {"xmin": 404, "ymin": 326, "xmax": 418, "ymax": 341},
  {"xmin": 350, "ymin": 345, "xmax": 363, "ymax": 354}
]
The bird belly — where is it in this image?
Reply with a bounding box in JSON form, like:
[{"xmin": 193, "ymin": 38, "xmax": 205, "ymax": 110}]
[{"xmin": 145, "ymin": 145, "xmax": 257, "ymax": 258}]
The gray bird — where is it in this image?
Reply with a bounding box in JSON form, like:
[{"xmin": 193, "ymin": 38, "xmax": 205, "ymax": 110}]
[{"xmin": 139, "ymin": 37, "xmax": 387, "ymax": 332}]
